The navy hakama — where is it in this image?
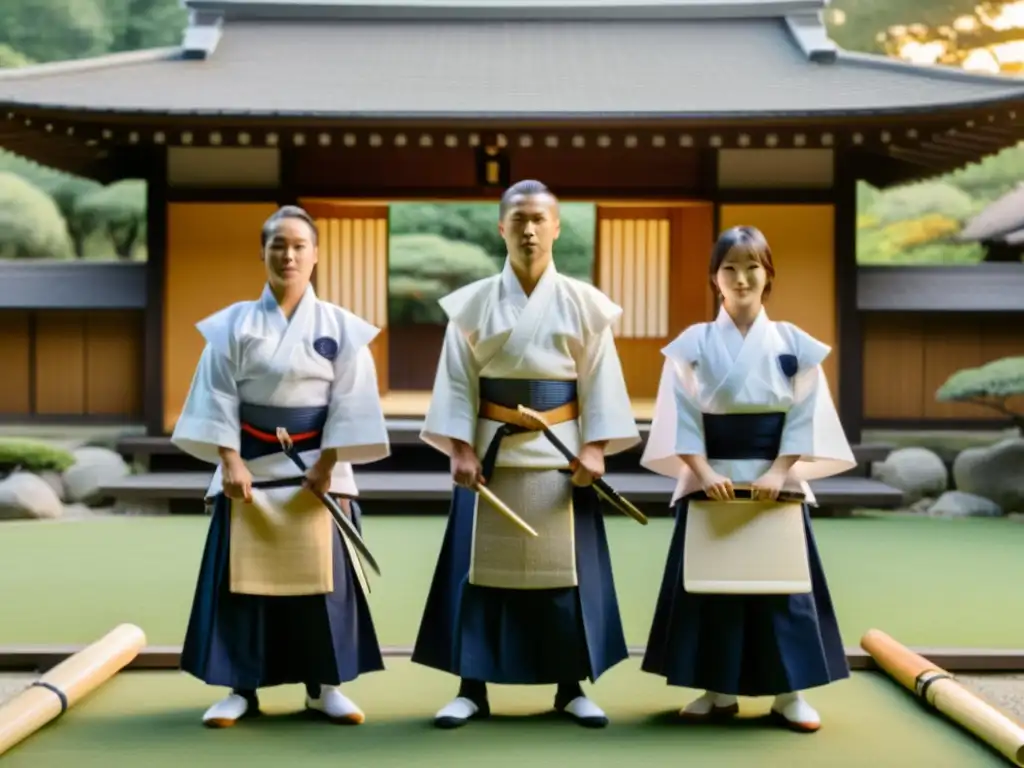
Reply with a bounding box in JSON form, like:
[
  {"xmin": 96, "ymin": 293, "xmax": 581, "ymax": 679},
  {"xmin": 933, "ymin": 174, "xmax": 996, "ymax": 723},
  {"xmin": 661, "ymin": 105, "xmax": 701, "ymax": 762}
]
[
  {"xmin": 411, "ymin": 378, "xmax": 628, "ymax": 685},
  {"xmin": 180, "ymin": 404, "xmax": 384, "ymax": 692},
  {"xmin": 411, "ymin": 482, "xmax": 627, "ymax": 684},
  {"xmin": 641, "ymin": 412, "xmax": 849, "ymax": 696}
]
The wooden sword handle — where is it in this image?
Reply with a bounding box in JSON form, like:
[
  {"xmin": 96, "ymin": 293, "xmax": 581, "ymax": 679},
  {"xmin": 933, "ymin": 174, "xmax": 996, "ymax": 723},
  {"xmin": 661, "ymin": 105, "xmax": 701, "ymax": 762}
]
[
  {"xmin": 474, "ymin": 483, "xmax": 539, "ymax": 538},
  {"xmin": 862, "ymin": 629, "xmax": 1024, "ymax": 766}
]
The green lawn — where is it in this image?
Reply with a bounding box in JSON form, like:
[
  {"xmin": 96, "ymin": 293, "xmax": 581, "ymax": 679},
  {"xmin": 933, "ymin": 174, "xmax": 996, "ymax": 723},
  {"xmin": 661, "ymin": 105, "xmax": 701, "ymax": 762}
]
[
  {"xmin": 1, "ymin": 513, "xmax": 1022, "ymax": 649},
  {"xmin": 0, "ymin": 661, "xmax": 1010, "ymax": 768}
]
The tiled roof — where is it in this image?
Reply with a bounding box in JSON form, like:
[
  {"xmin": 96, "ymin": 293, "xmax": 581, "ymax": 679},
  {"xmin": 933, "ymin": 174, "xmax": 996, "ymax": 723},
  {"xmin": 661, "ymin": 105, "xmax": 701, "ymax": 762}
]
[{"xmin": 1, "ymin": 0, "xmax": 1022, "ymax": 118}]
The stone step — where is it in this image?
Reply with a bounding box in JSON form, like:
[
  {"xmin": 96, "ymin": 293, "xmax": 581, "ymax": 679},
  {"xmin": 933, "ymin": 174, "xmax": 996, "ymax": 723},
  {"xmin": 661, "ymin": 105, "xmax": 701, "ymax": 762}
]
[
  {"xmin": 99, "ymin": 470, "xmax": 904, "ymax": 513},
  {"xmin": 116, "ymin": 430, "xmax": 894, "ymax": 475}
]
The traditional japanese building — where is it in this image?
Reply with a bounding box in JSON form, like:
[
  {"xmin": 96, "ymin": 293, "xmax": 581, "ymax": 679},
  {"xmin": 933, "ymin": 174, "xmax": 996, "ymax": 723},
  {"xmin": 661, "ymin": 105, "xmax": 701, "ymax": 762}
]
[{"xmin": 2, "ymin": 0, "xmax": 1023, "ymax": 442}]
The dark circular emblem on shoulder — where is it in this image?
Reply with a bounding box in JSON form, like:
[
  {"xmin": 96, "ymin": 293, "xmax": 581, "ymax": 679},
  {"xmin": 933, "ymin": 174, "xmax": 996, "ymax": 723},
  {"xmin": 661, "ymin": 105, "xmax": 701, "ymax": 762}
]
[
  {"xmin": 778, "ymin": 353, "xmax": 798, "ymax": 378},
  {"xmin": 313, "ymin": 337, "xmax": 339, "ymax": 360}
]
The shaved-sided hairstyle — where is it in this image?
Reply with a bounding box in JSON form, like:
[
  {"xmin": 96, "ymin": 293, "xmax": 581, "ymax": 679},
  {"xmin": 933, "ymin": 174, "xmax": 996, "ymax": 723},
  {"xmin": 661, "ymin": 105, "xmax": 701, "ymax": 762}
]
[
  {"xmin": 499, "ymin": 179, "xmax": 559, "ymax": 219},
  {"xmin": 261, "ymin": 205, "xmax": 319, "ymax": 248}
]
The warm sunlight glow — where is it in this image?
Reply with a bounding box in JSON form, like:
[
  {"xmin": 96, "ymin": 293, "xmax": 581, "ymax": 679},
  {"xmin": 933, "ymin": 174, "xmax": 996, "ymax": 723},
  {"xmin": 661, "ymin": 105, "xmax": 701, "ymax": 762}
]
[
  {"xmin": 963, "ymin": 47, "xmax": 1003, "ymax": 72},
  {"xmin": 953, "ymin": 14, "xmax": 981, "ymax": 32},
  {"xmin": 883, "ymin": 1, "xmax": 1024, "ymax": 73},
  {"xmin": 897, "ymin": 39, "xmax": 948, "ymax": 64},
  {"xmin": 978, "ymin": 0, "xmax": 1024, "ymax": 30},
  {"xmin": 827, "ymin": 8, "xmax": 846, "ymax": 25}
]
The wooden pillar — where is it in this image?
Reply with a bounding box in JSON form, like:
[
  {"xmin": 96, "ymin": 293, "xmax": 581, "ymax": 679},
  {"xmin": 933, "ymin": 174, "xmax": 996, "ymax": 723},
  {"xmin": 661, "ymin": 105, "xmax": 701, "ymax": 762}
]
[
  {"xmin": 302, "ymin": 201, "xmax": 391, "ymax": 394},
  {"xmin": 143, "ymin": 147, "xmax": 168, "ymax": 436},
  {"xmin": 834, "ymin": 150, "xmax": 863, "ymax": 444}
]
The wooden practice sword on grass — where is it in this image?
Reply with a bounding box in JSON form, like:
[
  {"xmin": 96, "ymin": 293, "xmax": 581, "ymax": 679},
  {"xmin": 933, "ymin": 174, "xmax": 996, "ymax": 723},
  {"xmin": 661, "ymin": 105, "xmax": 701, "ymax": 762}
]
[{"xmin": 516, "ymin": 405, "xmax": 648, "ymax": 526}]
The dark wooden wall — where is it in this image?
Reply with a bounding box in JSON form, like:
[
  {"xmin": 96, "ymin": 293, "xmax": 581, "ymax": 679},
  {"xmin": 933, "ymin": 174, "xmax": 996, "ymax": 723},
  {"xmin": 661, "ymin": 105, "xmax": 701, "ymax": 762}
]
[
  {"xmin": 863, "ymin": 313, "xmax": 1024, "ymax": 423},
  {"xmin": 0, "ymin": 309, "xmax": 144, "ymax": 420}
]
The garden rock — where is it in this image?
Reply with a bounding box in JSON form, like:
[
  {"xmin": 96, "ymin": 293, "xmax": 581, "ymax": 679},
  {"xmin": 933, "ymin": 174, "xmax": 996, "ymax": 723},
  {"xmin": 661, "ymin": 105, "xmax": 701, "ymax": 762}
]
[
  {"xmin": 0, "ymin": 471, "xmax": 63, "ymax": 520},
  {"xmin": 871, "ymin": 447, "xmax": 948, "ymax": 505},
  {"xmin": 953, "ymin": 438, "xmax": 1024, "ymax": 513},
  {"xmin": 36, "ymin": 470, "xmax": 67, "ymax": 502},
  {"xmin": 928, "ymin": 491, "xmax": 1003, "ymax": 518},
  {"xmin": 62, "ymin": 447, "xmax": 130, "ymax": 507}
]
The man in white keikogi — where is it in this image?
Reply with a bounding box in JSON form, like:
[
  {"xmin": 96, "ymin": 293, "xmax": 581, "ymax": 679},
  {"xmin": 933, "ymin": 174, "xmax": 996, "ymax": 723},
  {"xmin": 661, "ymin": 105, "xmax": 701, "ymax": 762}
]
[{"xmin": 411, "ymin": 180, "xmax": 641, "ymax": 729}]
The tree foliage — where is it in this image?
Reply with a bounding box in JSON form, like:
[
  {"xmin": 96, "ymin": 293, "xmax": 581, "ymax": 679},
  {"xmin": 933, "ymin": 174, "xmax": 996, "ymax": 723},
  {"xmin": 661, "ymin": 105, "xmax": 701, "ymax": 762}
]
[
  {"xmin": 937, "ymin": 356, "xmax": 1024, "ymax": 433},
  {"xmin": 102, "ymin": 0, "xmax": 189, "ymax": 53},
  {"xmin": 388, "ymin": 233, "xmax": 499, "ymax": 324},
  {"xmin": 73, "ymin": 179, "xmax": 148, "ymax": 259},
  {"xmin": 0, "ymin": 173, "xmax": 74, "ymax": 260},
  {"xmin": 387, "ymin": 203, "xmax": 597, "ymax": 323},
  {"xmin": 856, "ymin": 179, "xmax": 988, "ymax": 264},
  {"xmin": 944, "ymin": 143, "xmax": 1024, "ymax": 203},
  {"xmin": 0, "ymin": 149, "xmax": 146, "ymax": 260},
  {"xmin": 0, "ymin": 44, "xmax": 33, "ymax": 68},
  {"xmin": 0, "ymin": 0, "xmax": 187, "ymax": 65},
  {"xmin": 390, "ymin": 202, "xmax": 595, "ymax": 278},
  {"xmin": 0, "ymin": 0, "xmax": 114, "ymax": 64},
  {"xmin": 856, "ymin": 142, "xmax": 1024, "ymax": 264}
]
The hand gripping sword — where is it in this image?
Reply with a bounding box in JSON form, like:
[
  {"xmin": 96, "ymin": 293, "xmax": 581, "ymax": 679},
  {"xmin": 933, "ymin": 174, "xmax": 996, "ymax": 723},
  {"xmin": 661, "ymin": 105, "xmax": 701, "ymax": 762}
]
[
  {"xmin": 275, "ymin": 428, "xmax": 382, "ymax": 577},
  {"xmin": 516, "ymin": 406, "xmax": 648, "ymax": 526}
]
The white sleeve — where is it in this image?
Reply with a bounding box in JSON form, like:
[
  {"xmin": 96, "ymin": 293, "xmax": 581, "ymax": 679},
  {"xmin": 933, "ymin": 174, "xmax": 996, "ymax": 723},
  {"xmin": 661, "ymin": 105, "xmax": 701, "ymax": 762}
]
[
  {"xmin": 420, "ymin": 320, "xmax": 480, "ymax": 456},
  {"xmin": 576, "ymin": 326, "xmax": 641, "ymax": 456},
  {"xmin": 321, "ymin": 345, "xmax": 390, "ymax": 464},
  {"xmin": 777, "ymin": 325, "xmax": 856, "ymax": 479},
  {"xmin": 170, "ymin": 344, "xmax": 240, "ymax": 465},
  {"xmin": 640, "ymin": 357, "xmax": 705, "ymax": 478}
]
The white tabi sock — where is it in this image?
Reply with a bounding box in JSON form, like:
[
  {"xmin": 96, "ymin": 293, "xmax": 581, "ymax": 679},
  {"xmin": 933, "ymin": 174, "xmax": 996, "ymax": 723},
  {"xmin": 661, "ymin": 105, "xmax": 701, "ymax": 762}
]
[
  {"xmin": 682, "ymin": 690, "xmax": 738, "ymax": 715},
  {"xmin": 560, "ymin": 695, "xmax": 609, "ymax": 727},
  {"xmin": 306, "ymin": 685, "xmax": 365, "ymax": 724},
  {"xmin": 202, "ymin": 693, "xmax": 250, "ymax": 727},
  {"xmin": 434, "ymin": 696, "xmax": 481, "ymax": 728},
  {"xmin": 771, "ymin": 692, "xmax": 820, "ymax": 730}
]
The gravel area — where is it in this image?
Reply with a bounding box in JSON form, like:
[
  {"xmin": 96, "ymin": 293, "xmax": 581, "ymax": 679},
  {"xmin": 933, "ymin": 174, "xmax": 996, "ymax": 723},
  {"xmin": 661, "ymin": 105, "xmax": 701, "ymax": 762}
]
[
  {"xmin": 0, "ymin": 675, "xmax": 36, "ymax": 705},
  {"xmin": 958, "ymin": 674, "xmax": 1024, "ymax": 723}
]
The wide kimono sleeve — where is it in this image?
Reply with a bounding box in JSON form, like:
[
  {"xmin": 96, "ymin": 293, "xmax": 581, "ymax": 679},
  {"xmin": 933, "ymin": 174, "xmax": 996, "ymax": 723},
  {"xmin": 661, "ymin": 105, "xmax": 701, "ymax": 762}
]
[
  {"xmin": 171, "ymin": 342, "xmax": 241, "ymax": 466},
  {"xmin": 420, "ymin": 319, "xmax": 480, "ymax": 457},
  {"xmin": 321, "ymin": 312, "xmax": 390, "ymax": 464},
  {"xmin": 777, "ymin": 323, "xmax": 857, "ymax": 481},
  {"xmin": 575, "ymin": 325, "xmax": 642, "ymax": 456},
  {"xmin": 570, "ymin": 283, "xmax": 641, "ymax": 457},
  {"xmin": 640, "ymin": 326, "xmax": 706, "ymax": 480}
]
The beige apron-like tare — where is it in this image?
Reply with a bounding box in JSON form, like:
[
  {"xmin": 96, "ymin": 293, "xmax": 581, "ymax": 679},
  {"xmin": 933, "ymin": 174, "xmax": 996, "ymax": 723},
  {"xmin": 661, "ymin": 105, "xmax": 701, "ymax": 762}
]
[
  {"xmin": 228, "ymin": 485, "xmax": 335, "ymax": 596},
  {"xmin": 683, "ymin": 497, "xmax": 811, "ymax": 595},
  {"xmin": 467, "ymin": 397, "xmax": 580, "ymax": 590},
  {"xmin": 469, "ymin": 467, "xmax": 577, "ymax": 589}
]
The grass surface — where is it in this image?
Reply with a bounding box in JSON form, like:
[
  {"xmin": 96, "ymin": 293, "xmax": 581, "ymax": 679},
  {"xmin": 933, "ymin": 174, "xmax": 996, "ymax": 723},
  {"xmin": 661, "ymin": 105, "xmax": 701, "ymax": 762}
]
[
  {"xmin": 1, "ymin": 513, "xmax": 1022, "ymax": 649},
  {"xmin": 0, "ymin": 661, "xmax": 1012, "ymax": 768}
]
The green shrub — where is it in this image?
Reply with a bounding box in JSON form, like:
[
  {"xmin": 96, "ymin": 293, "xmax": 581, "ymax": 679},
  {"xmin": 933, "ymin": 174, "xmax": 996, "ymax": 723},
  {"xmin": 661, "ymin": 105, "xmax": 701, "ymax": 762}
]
[
  {"xmin": 0, "ymin": 438, "xmax": 76, "ymax": 473},
  {"xmin": 937, "ymin": 356, "xmax": 1024, "ymax": 434}
]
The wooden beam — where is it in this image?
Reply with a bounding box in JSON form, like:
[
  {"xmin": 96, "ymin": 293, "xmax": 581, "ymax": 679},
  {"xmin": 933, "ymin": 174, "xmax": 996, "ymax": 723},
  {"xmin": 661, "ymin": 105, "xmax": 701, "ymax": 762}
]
[
  {"xmin": 858, "ymin": 264, "xmax": 1024, "ymax": 313},
  {"xmin": 917, "ymin": 141, "xmax": 988, "ymax": 161},
  {"xmin": 835, "ymin": 150, "xmax": 862, "ymax": 444},
  {"xmin": 1, "ymin": 645, "xmax": 1022, "ymax": 672},
  {"xmin": 930, "ymin": 133, "xmax": 1008, "ymax": 153},
  {"xmin": 887, "ymin": 145, "xmax": 955, "ymax": 170},
  {"xmin": 144, "ymin": 147, "xmax": 167, "ymax": 437}
]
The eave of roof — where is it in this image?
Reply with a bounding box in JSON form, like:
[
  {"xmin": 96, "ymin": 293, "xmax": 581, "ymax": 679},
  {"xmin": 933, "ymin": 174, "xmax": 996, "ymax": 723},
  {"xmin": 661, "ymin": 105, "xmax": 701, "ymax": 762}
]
[
  {"xmin": 183, "ymin": 0, "xmax": 828, "ymax": 21},
  {"xmin": 0, "ymin": 0, "xmax": 1022, "ymax": 188},
  {"xmin": 1, "ymin": 16, "xmax": 1023, "ymax": 121}
]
